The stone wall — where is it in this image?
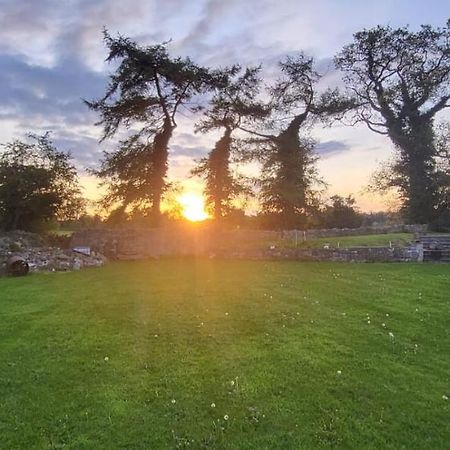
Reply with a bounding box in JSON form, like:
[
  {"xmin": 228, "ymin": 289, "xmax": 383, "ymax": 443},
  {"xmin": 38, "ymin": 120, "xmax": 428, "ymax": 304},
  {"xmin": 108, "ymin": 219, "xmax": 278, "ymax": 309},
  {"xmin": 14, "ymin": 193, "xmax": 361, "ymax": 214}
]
[
  {"xmin": 254, "ymin": 246, "xmax": 420, "ymax": 262},
  {"xmin": 0, "ymin": 231, "xmax": 106, "ymax": 275},
  {"xmin": 71, "ymin": 226, "xmax": 423, "ymax": 262}
]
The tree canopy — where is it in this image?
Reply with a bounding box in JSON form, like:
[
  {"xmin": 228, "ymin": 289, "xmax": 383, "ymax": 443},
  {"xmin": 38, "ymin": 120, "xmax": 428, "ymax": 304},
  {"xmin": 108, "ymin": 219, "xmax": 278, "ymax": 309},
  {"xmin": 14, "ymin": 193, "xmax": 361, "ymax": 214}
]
[
  {"xmin": 242, "ymin": 54, "xmax": 352, "ymax": 229},
  {"xmin": 192, "ymin": 66, "xmax": 267, "ymax": 219},
  {"xmin": 335, "ymin": 20, "xmax": 450, "ymax": 223},
  {"xmin": 87, "ymin": 31, "xmax": 222, "ymax": 221},
  {"xmin": 0, "ymin": 134, "xmax": 83, "ymax": 231}
]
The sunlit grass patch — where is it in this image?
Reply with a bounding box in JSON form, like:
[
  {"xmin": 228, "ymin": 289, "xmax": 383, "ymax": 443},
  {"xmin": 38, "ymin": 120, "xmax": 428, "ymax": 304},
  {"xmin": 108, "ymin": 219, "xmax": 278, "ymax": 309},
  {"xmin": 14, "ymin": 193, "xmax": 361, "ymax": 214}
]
[{"xmin": 0, "ymin": 260, "xmax": 449, "ymax": 449}]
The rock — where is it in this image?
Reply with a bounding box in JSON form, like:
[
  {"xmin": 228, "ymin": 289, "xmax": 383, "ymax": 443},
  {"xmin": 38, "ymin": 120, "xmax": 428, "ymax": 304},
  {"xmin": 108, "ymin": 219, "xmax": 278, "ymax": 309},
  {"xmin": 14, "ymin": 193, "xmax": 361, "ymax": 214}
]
[{"xmin": 0, "ymin": 231, "xmax": 107, "ymax": 276}]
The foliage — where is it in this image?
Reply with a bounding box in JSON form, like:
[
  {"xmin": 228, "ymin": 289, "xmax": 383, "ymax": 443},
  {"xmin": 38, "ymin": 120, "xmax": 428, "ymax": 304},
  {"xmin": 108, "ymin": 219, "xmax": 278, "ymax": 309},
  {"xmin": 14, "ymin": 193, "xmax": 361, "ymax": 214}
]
[
  {"xmin": 193, "ymin": 66, "xmax": 267, "ymax": 219},
  {"xmin": 369, "ymin": 120, "xmax": 450, "ymax": 229},
  {"xmin": 242, "ymin": 54, "xmax": 352, "ymax": 229},
  {"xmin": 320, "ymin": 195, "xmax": 363, "ymax": 229},
  {"xmin": 87, "ymin": 31, "xmax": 221, "ymax": 221},
  {"xmin": 335, "ymin": 20, "xmax": 450, "ymax": 223},
  {"xmin": 1, "ymin": 261, "xmax": 449, "ymax": 449},
  {"xmin": 0, "ymin": 134, "xmax": 83, "ymax": 231},
  {"xmin": 429, "ymin": 122, "xmax": 450, "ymax": 230}
]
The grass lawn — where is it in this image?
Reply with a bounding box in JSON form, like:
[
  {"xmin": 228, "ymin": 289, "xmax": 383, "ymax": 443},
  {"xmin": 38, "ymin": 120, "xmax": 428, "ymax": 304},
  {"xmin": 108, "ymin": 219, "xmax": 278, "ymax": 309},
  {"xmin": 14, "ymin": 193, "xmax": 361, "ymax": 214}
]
[
  {"xmin": 0, "ymin": 260, "xmax": 449, "ymax": 449},
  {"xmin": 275, "ymin": 232, "xmax": 414, "ymax": 249}
]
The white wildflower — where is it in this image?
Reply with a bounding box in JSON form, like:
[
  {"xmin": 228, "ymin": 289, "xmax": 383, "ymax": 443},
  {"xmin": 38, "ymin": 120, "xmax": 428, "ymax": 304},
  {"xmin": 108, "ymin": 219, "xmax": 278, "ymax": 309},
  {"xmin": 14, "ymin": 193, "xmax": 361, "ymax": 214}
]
[
  {"xmin": 211, "ymin": 403, "xmax": 216, "ymax": 408},
  {"xmin": 337, "ymin": 370, "xmax": 342, "ymax": 375},
  {"xmin": 389, "ymin": 332, "xmax": 394, "ymax": 339},
  {"xmin": 171, "ymin": 399, "xmax": 176, "ymax": 404},
  {"xmin": 104, "ymin": 356, "xmax": 109, "ymax": 362},
  {"xmin": 442, "ymin": 395, "xmax": 448, "ymax": 401},
  {"xmin": 224, "ymin": 414, "xmax": 229, "ymax": 420}
]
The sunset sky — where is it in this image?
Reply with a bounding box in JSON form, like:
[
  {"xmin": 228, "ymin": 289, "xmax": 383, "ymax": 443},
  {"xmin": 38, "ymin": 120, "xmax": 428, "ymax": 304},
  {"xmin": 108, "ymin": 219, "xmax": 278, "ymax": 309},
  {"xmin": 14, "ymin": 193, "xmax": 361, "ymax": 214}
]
[{"xmin": 1, "ymin": 0, "xmax": 449, "ymax": 212}]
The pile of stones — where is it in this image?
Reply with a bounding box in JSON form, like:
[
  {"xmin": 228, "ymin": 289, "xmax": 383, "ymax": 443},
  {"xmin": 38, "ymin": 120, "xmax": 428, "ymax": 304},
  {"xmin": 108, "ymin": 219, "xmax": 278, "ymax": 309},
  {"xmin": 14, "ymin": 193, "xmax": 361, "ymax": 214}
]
[{"xmin": 0, "ymin": 231, "xmax": 106, "ymax": 276}]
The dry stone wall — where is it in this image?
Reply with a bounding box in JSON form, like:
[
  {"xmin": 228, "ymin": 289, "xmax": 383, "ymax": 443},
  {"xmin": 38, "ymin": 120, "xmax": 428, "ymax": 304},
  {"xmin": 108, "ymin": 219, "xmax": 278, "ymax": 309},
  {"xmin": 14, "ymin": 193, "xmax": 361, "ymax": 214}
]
[
  {"xmin": 0, "ymin": 231, "xmax": 106, "ymax": 275},
  {"xmin": 71, "ymin": 225, "xmax": 423, "ymax": 262}
]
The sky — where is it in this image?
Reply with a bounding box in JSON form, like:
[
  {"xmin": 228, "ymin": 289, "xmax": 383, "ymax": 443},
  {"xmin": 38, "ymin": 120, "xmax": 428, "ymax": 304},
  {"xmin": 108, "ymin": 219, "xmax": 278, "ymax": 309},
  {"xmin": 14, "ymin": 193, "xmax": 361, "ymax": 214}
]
[{"xmin": 0, "ymin": 0, "xmax": 449, "ymax": 212}]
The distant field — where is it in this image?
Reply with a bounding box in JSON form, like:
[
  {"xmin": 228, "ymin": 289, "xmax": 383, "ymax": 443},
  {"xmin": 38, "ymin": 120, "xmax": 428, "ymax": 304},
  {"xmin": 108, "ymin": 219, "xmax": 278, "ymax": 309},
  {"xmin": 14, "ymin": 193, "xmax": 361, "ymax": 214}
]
[
  {"xmin": 1, "ymin": 261, "xmax": 449, "ymax": 449},
  {"xmin": 261, "ymin": 232, "xmax": 414, "ymax": 250},
  {"xmin": 293, "ymin": 232, "xmax": 413, "ymax": 249},
  {"xmin": 50, "ymin": 229, "xmax": 74, "ymax": 237}
]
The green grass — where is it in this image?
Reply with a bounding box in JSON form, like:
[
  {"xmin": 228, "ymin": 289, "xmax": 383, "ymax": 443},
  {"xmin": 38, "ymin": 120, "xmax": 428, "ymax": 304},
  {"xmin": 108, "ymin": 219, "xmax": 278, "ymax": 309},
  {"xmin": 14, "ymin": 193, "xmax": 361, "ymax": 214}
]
[
  {"xmin": 0, "ymin": 260, "xmax": 449, "ymax": 449},
  {"xmin": 275, "ymin": 232, "xmax": 413, "ymax": 249},
  {"xmin": 48, "ymin": 229, "xmax": 74, "ymax": 237}
]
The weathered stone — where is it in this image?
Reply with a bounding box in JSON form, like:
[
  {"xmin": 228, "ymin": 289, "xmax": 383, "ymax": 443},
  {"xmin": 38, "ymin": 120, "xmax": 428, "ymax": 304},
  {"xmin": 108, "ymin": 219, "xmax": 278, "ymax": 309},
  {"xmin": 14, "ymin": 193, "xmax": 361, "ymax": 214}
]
[
  {"xmin": 0, "ymin": 231, "xmax": 107, "ymax": 276},
  {"xmin": 70, "ymin": 226, "xmax": 426, "ymax": 262}
]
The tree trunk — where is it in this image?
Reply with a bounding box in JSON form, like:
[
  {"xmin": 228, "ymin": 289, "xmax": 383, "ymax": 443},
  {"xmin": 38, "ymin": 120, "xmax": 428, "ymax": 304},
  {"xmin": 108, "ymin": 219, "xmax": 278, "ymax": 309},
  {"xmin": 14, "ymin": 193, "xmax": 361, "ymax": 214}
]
[
  {"xmin": 273, "ymin": 113, "xmax": 308, "ymax": 227},
  {"xmin": 388, "ymin": 119, "xmax": 438, "ymax": 223},
  {"xmin": 151, "ymin": 118, "xmax": 174, "ymax": 223},
  {"xmin": 211, "ymin": 127, "xmax": 232, "ymax": 220}
]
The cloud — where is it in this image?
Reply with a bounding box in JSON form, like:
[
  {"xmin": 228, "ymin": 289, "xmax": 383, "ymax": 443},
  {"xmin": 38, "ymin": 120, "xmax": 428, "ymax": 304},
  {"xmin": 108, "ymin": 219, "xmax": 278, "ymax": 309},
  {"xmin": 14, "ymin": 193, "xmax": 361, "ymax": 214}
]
[
  {"xmin": 0, "ymin": 53, "xmax": 108, "ymax": 169},
  {"xmin": 0, "ymin": 54, "xmax": 106, "ymax": 118},
  {"xmin": 0, "ymin": 0, "xmax": 448, "ymax": 209},
  {"xmin": 170, "ymin": 144, "xmax": 208, "ymax": 159},
  {"xmin": 315, "ymin": 140, "xmax": 351, "ymax": 158}
]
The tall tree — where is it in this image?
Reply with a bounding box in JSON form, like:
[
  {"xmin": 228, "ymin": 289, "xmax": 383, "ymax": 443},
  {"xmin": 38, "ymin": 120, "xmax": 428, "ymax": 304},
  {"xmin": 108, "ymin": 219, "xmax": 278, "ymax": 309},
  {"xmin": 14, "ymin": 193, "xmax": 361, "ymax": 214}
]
[
  {"xmin": 192, "ymin": 66, "xmax": 266, "ymax": 219},
  {"xmin": 242, "ymin": 54, "xmax": 352, "ymax": 228},
  {"xmin": 0, "ymin": 134, "xmax": 83, "ymax": 231},
  {"xmin": 87, "ymin": 32, "xmax": 219, "ymax": 221},
  {"xmin": 335, "ymin": 21, "xmax": 450, "ymax": 223}
]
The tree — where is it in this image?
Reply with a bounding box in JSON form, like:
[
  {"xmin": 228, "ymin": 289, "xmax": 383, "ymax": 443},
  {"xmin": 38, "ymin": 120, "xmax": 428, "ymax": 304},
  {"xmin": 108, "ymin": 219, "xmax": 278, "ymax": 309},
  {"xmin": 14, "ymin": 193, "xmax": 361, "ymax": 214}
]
[
  {"xmin": 192, "ymin": 66, "xmax": 266, "ymax": 220},
  {"xmin": 335, "ymin": 20, "xmax": 450, "ymax": 223},
  {"xmin": 435, "ymin": 122, "xmax": 450, "ymax": 216},
  {"xmin": 86, "ymin": 32, "xmax": 220, "ymax": 222},
  {"xmin": 0, "ymin": 134, "xmax": 83, "ymax": 231},
  {"xmin": 320, "ymin": 195, "xmax": 363, "ymax": 229},
  {"xmin": 370, "ymin": 121, "xmax": 450, "ymax": 230},
  {"xmin": 242, "ymin": 54, "xmax": 352, "ymax": 229}
]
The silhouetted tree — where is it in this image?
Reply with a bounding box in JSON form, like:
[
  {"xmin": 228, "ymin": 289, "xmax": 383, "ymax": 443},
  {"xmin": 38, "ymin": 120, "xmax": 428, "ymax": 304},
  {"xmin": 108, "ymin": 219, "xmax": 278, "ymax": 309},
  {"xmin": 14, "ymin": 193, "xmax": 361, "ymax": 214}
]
[
  {"xmin": 335, "ymin": 20, "xmax": 450, "ymax": 223},
  {"xmin": 0, "ymin": 134, "xmax": 83, "ymax": 231},
  {"xmin": 87, "ymin": 32, "xmax": 220, "ymax": 222},
  {"xmin": 320, "ymin": 195, "xmax": 363, "ymax": 229},
  {"xmin": 242, "ymin": 54, "xmax": 352, "ymax": 229},
  {"xmin": 369, "ymin": 120, "xmax": 450, "ymax": 229},
  {"xmin": 435, "ymin": 122, "xmax": 450, "ymax": 217},
  {"xmin": 192, "ymin": 66, "xmax": 267, "ymax": 219}
]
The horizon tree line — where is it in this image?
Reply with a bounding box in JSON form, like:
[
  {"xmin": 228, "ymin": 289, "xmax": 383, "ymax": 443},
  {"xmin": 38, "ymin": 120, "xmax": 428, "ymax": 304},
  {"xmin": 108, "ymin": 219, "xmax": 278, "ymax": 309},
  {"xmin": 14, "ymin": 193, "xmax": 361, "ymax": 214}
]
[{"xmin": 1, "ymin": 20, "xmax": 449, "ymax": 231}]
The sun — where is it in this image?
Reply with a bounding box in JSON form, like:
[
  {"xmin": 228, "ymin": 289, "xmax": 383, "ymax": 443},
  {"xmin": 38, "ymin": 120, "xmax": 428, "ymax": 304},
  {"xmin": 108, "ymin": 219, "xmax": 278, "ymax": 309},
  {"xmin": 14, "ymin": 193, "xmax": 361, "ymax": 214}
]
[{"xmin": 178, "ymin": 193, "xmax": 210, "ymax": 222}]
